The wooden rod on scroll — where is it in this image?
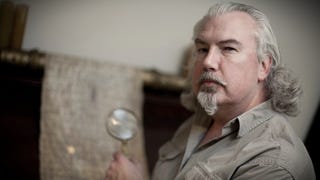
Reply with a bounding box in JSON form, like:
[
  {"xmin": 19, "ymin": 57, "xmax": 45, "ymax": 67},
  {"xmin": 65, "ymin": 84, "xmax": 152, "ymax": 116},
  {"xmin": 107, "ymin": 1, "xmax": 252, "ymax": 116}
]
[{"xmin": 0, "ymin": 49, "xmax": 188, "ymax": 91}]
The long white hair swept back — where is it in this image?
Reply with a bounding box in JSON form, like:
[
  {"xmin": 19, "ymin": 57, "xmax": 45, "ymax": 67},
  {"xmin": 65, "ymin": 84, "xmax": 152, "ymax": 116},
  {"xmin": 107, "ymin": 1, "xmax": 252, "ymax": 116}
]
[{"xmin": 181, "ymin": 2, "xmax": 302, "ymax": 116}]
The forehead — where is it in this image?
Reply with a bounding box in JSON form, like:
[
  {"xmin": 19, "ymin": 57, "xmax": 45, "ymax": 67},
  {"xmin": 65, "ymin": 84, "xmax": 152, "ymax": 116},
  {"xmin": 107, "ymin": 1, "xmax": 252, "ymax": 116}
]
[{"xmin": 196, "ymin": 11, "xmax": 258, "ymax": 44}]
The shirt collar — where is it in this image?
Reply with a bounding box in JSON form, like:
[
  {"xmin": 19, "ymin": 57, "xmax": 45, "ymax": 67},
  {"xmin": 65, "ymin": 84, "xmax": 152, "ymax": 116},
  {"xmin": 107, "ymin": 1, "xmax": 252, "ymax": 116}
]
[
  {"xmin": 189, "ymin": 100, "xmax": 274, "ymax": 145},
  {"xmin": 236, "ymin": 100, "xmax": 274, "ymax": 137}
]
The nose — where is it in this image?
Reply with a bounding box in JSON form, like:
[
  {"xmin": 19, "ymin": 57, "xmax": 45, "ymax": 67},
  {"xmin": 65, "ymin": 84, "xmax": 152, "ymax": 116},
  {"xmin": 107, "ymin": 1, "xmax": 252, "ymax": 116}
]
[{"xmin": 202, "ymin": 49, "xmax": 220, "ymax": 71}]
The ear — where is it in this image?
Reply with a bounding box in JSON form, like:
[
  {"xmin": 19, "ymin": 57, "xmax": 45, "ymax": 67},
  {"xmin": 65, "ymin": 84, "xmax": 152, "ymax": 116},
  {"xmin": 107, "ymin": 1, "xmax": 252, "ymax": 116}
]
[{"xmin": 258, "ymin": 56, "xmax": 272, "ymax": 81}]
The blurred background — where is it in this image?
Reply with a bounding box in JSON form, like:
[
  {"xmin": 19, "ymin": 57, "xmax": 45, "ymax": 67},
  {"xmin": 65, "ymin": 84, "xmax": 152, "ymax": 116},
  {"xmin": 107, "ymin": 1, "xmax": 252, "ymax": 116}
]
[
  {"xmin": 11, "ymin": 0, "xmax": 320, "ymax": 140},
  {"xmin": 1, "ymin": 0, "xmax": 319, "ymax": 179}
]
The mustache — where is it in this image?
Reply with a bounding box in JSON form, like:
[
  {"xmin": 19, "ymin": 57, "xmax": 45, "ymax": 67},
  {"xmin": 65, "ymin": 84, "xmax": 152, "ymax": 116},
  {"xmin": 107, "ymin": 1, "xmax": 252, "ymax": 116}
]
[{"xmin": 198, "ymin": 71, "xmax": 227, "ymax": 87}]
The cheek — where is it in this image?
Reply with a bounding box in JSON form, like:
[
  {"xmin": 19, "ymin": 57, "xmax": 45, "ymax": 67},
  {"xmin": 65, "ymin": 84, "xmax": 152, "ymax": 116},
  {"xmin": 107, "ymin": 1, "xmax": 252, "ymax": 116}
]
[
  {"xmin": 224, "ymin": 56, "xmax": 259, "ymax": 81},
  {"xmin": 223, "ymin": 65, "xmax": 259, "ymax": 93}
]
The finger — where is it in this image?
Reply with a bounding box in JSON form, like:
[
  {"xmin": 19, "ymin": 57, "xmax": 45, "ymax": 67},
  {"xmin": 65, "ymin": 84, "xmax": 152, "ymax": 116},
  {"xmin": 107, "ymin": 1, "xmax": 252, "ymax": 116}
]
[
  {"xmin": 114, "ymin": 151, "xmax": 129, "ymax": 164},
  {"xmin": 105, "ymin": 169, "xmax": 114, "ymax": 180},
  {"xmin": 113, "ymin": 151, "xmax": 123, "ymax": 161},
  {"xmin": 130, "ymin": 158, "xmax": 143, "ymax": 172},
  {"xmin": 129, "ymin": 157, "xmax": 138, "ymax": 163},
  {"xmin": 128, "ymin": 157, "xmax": 141, "ymax": 166}
]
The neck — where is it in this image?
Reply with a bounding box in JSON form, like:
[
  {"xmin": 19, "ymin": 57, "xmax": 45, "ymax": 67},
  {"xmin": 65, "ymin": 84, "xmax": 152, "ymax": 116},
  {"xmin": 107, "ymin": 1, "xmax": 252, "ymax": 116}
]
[
  {"xmin": 199, "ymin": 86, "xmax": 267, "ymax": 146},
  {"xmin": 213, "ymin": 85, "xmax": 267, "ymax": 124}
]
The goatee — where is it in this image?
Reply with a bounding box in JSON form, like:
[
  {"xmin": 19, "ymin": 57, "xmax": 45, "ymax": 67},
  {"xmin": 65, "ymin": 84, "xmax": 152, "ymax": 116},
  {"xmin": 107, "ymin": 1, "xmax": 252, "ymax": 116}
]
[
  {"xmin": 197, "ymin": 86, "xmax": 218, "ymax": 116},
  {"xmin": 196, "ymin": 71, "xmax": 227, "ymax": 116}
]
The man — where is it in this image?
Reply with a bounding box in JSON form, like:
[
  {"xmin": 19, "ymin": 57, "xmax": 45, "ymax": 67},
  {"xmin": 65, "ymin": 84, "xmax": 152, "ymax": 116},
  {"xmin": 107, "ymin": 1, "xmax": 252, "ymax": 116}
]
[{"xmin": 106, "ymin": 2, "xmax": 315, "ymax": 180}]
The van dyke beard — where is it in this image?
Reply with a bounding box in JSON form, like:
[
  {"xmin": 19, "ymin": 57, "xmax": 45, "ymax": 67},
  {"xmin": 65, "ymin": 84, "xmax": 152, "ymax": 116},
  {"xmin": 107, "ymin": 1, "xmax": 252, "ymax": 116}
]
[
  {"xmin": 196, "ymin": 71, "xmax": 227, "ymax": 116},
  {"xmin": 197, "ymin": 91, "xmax": 217, "ymax": 116}
]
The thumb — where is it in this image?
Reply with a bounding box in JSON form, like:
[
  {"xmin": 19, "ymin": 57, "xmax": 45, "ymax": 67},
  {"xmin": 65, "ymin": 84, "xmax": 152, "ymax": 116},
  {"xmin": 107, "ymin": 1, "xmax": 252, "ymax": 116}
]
[{"xmin": 113, "ymin": 151, "xmax": 130, "ymax": 164}]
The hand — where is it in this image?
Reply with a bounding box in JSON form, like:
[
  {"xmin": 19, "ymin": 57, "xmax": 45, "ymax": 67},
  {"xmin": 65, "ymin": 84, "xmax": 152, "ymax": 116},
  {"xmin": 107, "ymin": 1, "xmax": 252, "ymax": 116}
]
[{"xmin": 105, "ymin": 152, "xmax": 144, "ymax": 180}]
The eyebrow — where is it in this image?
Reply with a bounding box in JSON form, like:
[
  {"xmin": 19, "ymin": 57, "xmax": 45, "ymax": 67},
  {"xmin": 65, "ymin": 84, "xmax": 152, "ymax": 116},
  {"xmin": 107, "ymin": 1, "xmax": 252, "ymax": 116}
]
[
  {"xmin": 194, "ymin": 38, "xmax": 207, "ymax": 45},
  {"xmin": 218, "ymin": 39, "xmax": 242, "ymax": 47},
  {"xmin": 194, "ymin": 38, "xmax": 242, "ymax": 47}
]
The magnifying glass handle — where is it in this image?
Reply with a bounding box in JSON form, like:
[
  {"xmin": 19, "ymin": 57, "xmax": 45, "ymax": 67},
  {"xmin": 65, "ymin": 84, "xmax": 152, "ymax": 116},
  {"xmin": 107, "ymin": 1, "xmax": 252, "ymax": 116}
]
[{"xmin": 121, "ymin": 140, "xmax": 129, "ymax": 156}]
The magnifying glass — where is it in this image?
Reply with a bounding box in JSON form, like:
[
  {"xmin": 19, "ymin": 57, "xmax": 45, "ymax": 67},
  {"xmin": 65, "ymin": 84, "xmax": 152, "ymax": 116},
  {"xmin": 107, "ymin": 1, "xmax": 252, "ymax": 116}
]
[{"xmin": 105, "ymin": 108, "xmax": 138, "ymax": 156}]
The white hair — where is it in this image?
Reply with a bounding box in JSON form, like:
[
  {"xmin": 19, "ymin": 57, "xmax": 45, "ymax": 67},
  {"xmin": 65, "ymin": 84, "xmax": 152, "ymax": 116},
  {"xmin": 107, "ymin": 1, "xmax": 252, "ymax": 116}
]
[{"xmin": 181, "ymin": 2, "xmax": 302, "ymax": 116}]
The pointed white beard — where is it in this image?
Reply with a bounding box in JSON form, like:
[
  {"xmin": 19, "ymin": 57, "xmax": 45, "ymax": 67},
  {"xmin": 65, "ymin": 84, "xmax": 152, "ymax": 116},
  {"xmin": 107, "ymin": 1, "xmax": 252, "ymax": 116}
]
[{"xmin": 197, "ymin": 91, "xmax": 218, "ymax": 116}]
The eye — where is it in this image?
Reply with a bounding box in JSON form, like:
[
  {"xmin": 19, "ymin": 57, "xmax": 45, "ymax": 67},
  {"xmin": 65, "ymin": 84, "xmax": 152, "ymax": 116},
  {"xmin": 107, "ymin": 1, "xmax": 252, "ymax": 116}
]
[
  {"xmin": 197, "ymin": 48, "xmax": 209, "ymax": 54},
  {"xmin": 222, "ymin": 46, "xmax": 237, "ymax": 52}
]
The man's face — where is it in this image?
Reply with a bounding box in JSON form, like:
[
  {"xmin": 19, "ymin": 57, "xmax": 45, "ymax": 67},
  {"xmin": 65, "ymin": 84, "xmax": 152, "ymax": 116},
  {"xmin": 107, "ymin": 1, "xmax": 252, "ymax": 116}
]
[{"xmin": 192, "ymin": 11, "xmax": 264, "ymax": 111}]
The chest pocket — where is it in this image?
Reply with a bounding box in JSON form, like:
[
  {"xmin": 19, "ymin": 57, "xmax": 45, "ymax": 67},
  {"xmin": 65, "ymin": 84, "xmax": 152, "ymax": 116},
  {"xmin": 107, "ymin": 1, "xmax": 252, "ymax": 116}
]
[{"xmin": 182, "ymin": 164, "xmax": 223, "ymax": 180}]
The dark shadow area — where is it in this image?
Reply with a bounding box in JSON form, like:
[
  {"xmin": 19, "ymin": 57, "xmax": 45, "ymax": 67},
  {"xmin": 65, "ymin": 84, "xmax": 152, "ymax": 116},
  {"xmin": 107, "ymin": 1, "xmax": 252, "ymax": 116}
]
[
  {"xmin": 0, "ymin": 62, "xmax": 43, "ymax": 180},
  {"xmin": 305, "ymin": 103, "xmax": 320, "ymax": 178},
  {"xmin": 143, "ymin": 86, "xmax": 192, "ymax": 173}
]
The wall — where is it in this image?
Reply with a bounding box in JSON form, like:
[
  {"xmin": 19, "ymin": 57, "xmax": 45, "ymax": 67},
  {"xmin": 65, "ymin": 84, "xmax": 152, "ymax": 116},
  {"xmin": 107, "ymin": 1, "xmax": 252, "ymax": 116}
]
[{"xmin": 12, "ymin": 0, "xmax": 320, "ymax": 140}]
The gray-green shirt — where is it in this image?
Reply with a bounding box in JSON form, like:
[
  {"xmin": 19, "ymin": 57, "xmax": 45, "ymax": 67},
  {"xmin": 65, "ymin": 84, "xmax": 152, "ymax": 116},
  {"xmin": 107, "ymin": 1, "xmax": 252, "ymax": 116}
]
[{"xmin": 152, "ymin": 101, "xmax": 315, "ymax": 180}]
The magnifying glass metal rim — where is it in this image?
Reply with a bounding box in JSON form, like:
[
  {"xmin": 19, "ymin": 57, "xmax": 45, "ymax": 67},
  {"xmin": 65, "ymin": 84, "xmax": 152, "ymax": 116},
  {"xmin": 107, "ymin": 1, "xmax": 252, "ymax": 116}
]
[
  {"xmin": 106, "ymin": 107, "xmax": 139, "ymax": 156},
  {"xmin": 106, "ymin": 107, "xmax": 139, "ymax": 141}
]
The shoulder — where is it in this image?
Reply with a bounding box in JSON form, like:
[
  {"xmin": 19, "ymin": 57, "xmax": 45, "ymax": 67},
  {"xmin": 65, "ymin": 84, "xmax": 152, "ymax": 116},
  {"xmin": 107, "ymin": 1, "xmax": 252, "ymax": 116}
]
[
  {"xmin": 152, "ymin": 115, "xmax": 195, "ymax": 180},
  {"xmin": 156, "ymin": 114, "xmax": 196, "ymax": 160},
  {"xmin": 159, "ymin": 114, "xmax": 195, "ymax": 151},
  {"xmin": 238, "ymin": 112, "xmax": 315, "ymax": 179}
]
